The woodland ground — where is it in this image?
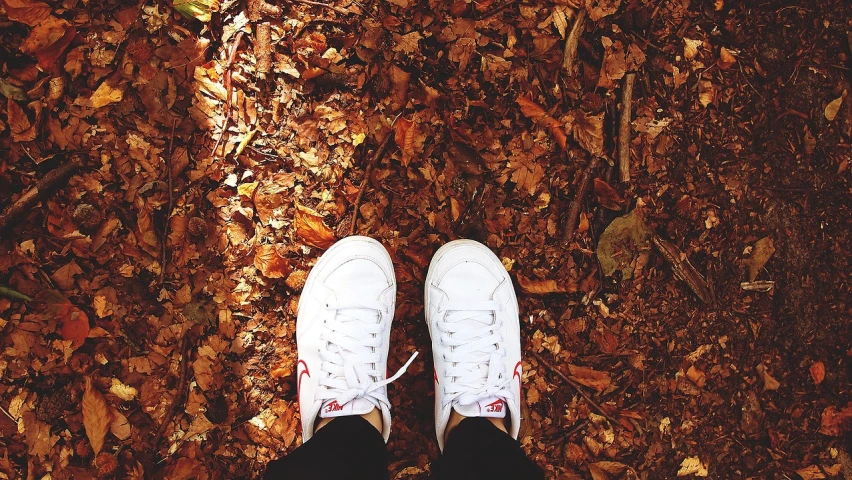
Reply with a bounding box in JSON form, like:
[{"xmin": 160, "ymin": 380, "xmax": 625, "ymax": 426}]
[{"xmin": 0, "ymin": 0, "xmax": 851, "ymax": 478}]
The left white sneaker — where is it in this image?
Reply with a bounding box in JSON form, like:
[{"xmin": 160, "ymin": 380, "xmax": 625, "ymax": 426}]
[{"xmin": 296, "ymin": 236, "xmax": 417, "ymax": 443}]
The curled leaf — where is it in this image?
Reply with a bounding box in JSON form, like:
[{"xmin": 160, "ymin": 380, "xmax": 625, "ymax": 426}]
[
  {"xmin": 294, "ymin": 204, "xmax": 336, "ymax": 250},
  {"xmin": 517, "ymin": 96, "xmax": 567, "ymax": 151},
  {"xmin": 254, "ymin": 244, "xmax": 291, "ymax": 279},
  {"xmin": 517, "ymin": 274, "xmax": 577, "ymax": 294}
]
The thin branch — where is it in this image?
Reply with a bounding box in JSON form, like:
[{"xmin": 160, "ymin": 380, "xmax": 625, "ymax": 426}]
[
  {"xmin": 563, "ymin": 156, "xmax": 599, "ymax": 243},
  {"xmin": 652, "ymin": 235, "xmax": 713, "ymax": 304},
  {"xmin": 0, "ymin": 404, "xmax": 16, "ymax": 423},
  {"xmin": 531, "ymin": 351, "xmax": 618, "ymax": 425},
  {"xmin": 288, "ymin": 0, "xmax": 350, "ymax": 16},
  {"xmin": 350, "ymin": 133, "xmax": 395, "ymax": 236},
  {"xmin": 159, "ymin": 119, "xmax": 178, "ymax": 285},
  {"xmin": 562, "ymin": 9, "xmax": 587, "ymax": 75},
  {"xmin": 211, "ymin": 31, "xmax": 244, "ymax": 160},
  {"xmin": 619, "ymin": 73, "xmax": 636, "ymax": 183},
  {"xmin": 152, "ymin": 335, "xmax": 192, "ymax": 453}
]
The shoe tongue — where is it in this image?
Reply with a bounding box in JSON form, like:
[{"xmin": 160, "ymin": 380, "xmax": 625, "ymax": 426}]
[
  {"xmin": 319, "ymin": 397, "xmax": 374, "ymax": 418},
  {"xmin": 453, "ymin": 396, "xmax": 507, "ymax": 419}
]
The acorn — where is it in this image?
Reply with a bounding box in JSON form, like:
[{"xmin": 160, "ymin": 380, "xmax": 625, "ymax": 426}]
[{"xmin": 72, "ymin": 203, "xmax": 102, "ymax": 228}]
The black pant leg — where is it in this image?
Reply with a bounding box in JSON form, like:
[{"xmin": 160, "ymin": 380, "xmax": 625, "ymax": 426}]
[
  {"xmin": 264, "ymin": 415, "xmax": 388, "ymax": 480},
  {"xmin": 434, "ymin": 417, "xmax": 544, "ymax": 480}
]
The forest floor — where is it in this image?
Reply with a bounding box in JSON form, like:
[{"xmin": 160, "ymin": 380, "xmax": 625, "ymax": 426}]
[{"xmin": 1, "ymin": 0, "xmax": 851, "ymax": 478}]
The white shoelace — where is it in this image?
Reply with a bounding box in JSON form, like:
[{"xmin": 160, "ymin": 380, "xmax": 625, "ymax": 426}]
[
  {"xmin": 436, "ymin": 300, "xmax": 512, "ymax": 407},
  {"xmin": 316, "ymin": 301, "xmax": 417, "ymax": 409}
]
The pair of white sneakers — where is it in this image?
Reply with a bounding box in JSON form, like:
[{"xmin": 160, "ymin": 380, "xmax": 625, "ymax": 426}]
[{"xmin": 295, "ymin": 236, "xmax": 523, "ymax": 450}]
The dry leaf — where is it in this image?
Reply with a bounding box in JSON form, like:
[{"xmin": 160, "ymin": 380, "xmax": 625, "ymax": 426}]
[
  {"xmin": 683, "ymin": 38, "xmax": 702, "ymax": 60},
  {"xmin": 585, "ymin": 0, "xmax": 621, "ymax": 21},
  {"xmin": 567, "ymin": 364, "xmax": 611, "ymax": 392},
  {"xmin": 686, "ymin": 365, "xmax": 706, "ymax": 388},
  {"xmin": 517, "ymin": 274, "xmax": 577, "ymax": 294},
  {"xmin": 82, "ymin": 377, "xmax": 114, "ymax": 455},
  {"xmin": 3, "ymin": 0, "xmax": 52, "ymax": 26},
  {"xmin": 110, "ymin": 409, "xmax": 131, "ymax": 440},
  {"xmin": 819, "ymin": 402, "xmax": 852, "ymax": 436},
  {"xmin": 744, "ymin": 237, "xmax": 774, "ymax": 282},
  {"xmin": 51, "ymin": 261, "xmax": 83, "ymax": 290},
  {"xmin": 717, "ymin": 47, "xmax": 736, "ymax": 69},
  {"xmin": 573, "ymin": 111, "xmax": 605, "ymax": 157},
  {"xmin": 294, "ymin": 204, "xmax": 336, "ymax": 250},
  {"xmin": 796, "ymin": 464, "xmax": 842, "ymax": 479},
  {"xmin": 597, "ymin": 37, "xmax": 626, "ymax": 89},
  {"xmin": 597, "ymin": 208, "xmax": 651, "ymax": 279},
  {"xmin": 109, "ymin": 378, "xmax": 138, "ymax": 401},
  {"xmin": 7, "ymin": 98, "xmax": 36, "ymax": 142},
  {"xmin": 589, "ymin": 461, "xmax": 630, "ymax": 480},
  {"xmin": 76, "ymin": 80, "xmax": 125, "ymax": 109},
  {"xmin": 756, "ymin": 363, "xmax": 780, "ymax": 391},
  {"xmin": 809, "ymin": 361, "xmax": 825, "ymax": 385},
  {"xmin": 20, "ymin": 16, "xmax": 76, "ymax": 68},
  {"xmin": 394, "ymin": 117, "xmax": 417, "ymax": 166},
  {"xmin": 677, "ymin": 456, "xmax": 709, "ymax": 477},
  {"xmin": 825, "ymin": 93, "xmax": 844, "ymax": 122},
  {"xmin": 517, "ymin": 96, "xmax": 567, "ymax": 151},
  {"xmin": 254, "ymin": 244, "xmax": 291, "ymax": 279},
  {"xmin": 593, "ymin": 178, "xmax": 625, "ymax": 210},
  {"xmin": 698, "ymin": 80, "xmax": 716, "ymax": 107}
]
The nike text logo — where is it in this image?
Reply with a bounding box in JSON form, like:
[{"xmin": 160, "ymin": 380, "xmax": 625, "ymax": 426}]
[
  {"xmin": 485, "ymin": 399, "xmax": 504, "ymax": 413},
  {"xmin": 324, "ymin": 400, "xmax": 344, "ymax": 413}
]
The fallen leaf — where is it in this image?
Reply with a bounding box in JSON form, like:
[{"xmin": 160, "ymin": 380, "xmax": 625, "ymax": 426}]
[
  {"xmin": 2, "ymin": 0, "xmax": 52, "ymax": 27},
  {"xmin": 809, "ymin": 361, "xmax": 825, "ymax": 385},
  {"xmin": 683, "ymin": 38, "xmax": 702, "ymax": 60},
  {"xmin": 517, "ymin": 96, "xmax": 567, "ymax": 151},
  {"xmin": 756, "ymin": 363, "xmax": 780, "ymax": 391},
  {"xmin": 585, "ymin": 0, "xmax": 621, "ymax": 21},
  {"xmin": 567, "ymin": 364, "xmax": 611, "ymax": 392},
  {"xmin": 254, "ymin": 244, "xmax": 291, "ymax": 279},
  {"xmin": 677, "ymin": 456, "xmax": 709, "ymax": 477},
  {"xmin": 19, "ymin": 16, "xmax": 76, "ymax": 68},
  {"xmin": 698, "ymin": 80, "xmax": 716, "ymax": 107},
  {"xmin": 825, "ymin": 93, "xmax": 844, "ymax": 122},
  {"xmin": 717, "ymin": 47, "xmax": 736, "ymax": 69},
  {"xmin": 597, "ymin": 37, "xmax": 626, "ymax": 89},
  {"xmin": 173, "ymin": 0, "xmax": 220, "ymax": 22},
  {"xmin": 589, "ymin": 461, "xmax": 630, "ymax": 480},
  {"xmin": 819, "ymin": 402, "xmax": 852, "ymax": 436},
  {"xmin": 517, "ymin": 274, "xmax": 577, "ymax": 294},
  {"xmin": 597, "ymin": 208, "xmax": 651, "ymax": 279},
  {"xmin": 109, "ymin": 378, "xmax": 138, "ymax": 401},
  {"xmin": 796, "ymin": 464, "xmax": 842, "ymax": 480},
  {"xmin": 294, "ymin": 204, "xmax": 336, "ymax": 250},
  {"xmin": 6, "ymin": 98, "xmax": 37, "ymax": 142},
  {"xmin": 573, "ymin": 111, "xmax": 605, "ymax": 157},
  {"xmin": 50, "ymin": 261, "xmax": 83, "ymax": 290},
  {"xmin": 75, "ymin": 80, "xmax": 125, "ymax": 109},
  {"xmin": 593, "ymin": 178, "xmax": 625, "ymax": 210},
  {"xmin": 686, "ymin": 365, "xmax": 706, "ymax": 388},
  {"xmin": 744, "ymin": 237, "xmax": 774, "ymax": 282},
  {"xmin": 110, "ymin": 409, "xmax": 131, "ymax": 440},
  {"xmin": 82, "ymin": 377, "xmax": 114, "ymax": 455},
  {"xmin": 394, "ymin": 117, "xmax": 417, "ymax": 166}
]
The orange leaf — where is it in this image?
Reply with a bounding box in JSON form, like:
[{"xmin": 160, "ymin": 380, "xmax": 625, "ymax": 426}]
[
  {"xmin": 717, "ymin": 46, "xmax": 736, "ymax": 70},
  {"xmin": 82, "ymin": 378, "xmax": 114, "ymax": 455},
  {"xmin": 2, "ymin": 0, "xmax": 52, "ymax": 27},
  {"xmin": 517, "ymin": 96, "xmax": 567, "ymax": 151},
  {"xmin": 819, "ymin": 402, "xmax": 852, "ymax": 436},
  {"xmin": 567, "ymin": 364, "xmax": 611, "ymax": 392},
  {"xmin": 574, "ymin": 111, "xmax": 605, "ymax": 157},
  {"xmin": 59, "ymin": 307, "xmax": 89, "ymax": 349},
  {"xmin": 809, "ymin": 361, "xmax": 825, "ymax": 385},
  {"xmin": 254, "ymin": 244, "xmax": 291, "ymax": 278},
  {"xmin": 517, "ymin": 274, "xmax": 576, "ymax": 294},
  {"xmin": 20, "ymin": 16, "xmax": 76, "ymax": 69},
  {"xmin": 294, "ymin": 204, "xmax": 336, "ymax": 250},
  {"xmin": 517, "ymin": 96, "xmax": 547, "ymax": 121},
  {"xmin": 7, "ymin": 98, "xmax": 36, "ymax": 142}
]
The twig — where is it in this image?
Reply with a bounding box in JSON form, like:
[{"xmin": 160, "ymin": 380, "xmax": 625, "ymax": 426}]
[
  {"xmin": 0, "ymin": 285, "xmax": 32, "ymax": 302},
  {"xmin": 289, "ymin": 0, "xmax": 350, "ymax": 15},
  {"xmin": 619, "ymin": 73, "xmax": 635, "ymax": 183},
  {"xmin": 248, "ymin": 0, "xmax": 282, "ymax": 79},
  {"xmin": 561, "ymin": 9, "xmax": 587, "ymax": 75},
  {"xmin": 350, "ymin": 132, "xmax": 395, "ymax": 236},
  {"xmin": 0, "ymin": 404, "xmax": 16, "ymax": 422},
  {"xmin": 476, "ymin": 0, "xmax": 518, "ymax": 20},
  {"xmin": 652, "ymin": 235, "xmax": 713, "ymax": 304},
  {"xmin": 152, "ymin": 335, "xmax": 192, "ymax": 453},
  {"xmin": 159, "ymin": 119, "xmax": 178, "ymax": 285},
  {"xmin": 563, "ymin": 156, "xmax": 599, "ymax": 243},
  {"xmin": 211, "ymin": 31, "xmax": 244, "ymax": 160},
  {"xmin": 0, "ymin": 153, "xmax": 85, "ymax": 232},
  {"xmin": 531, "ymin": 351, "xmax": 617, "ymax": 424}
]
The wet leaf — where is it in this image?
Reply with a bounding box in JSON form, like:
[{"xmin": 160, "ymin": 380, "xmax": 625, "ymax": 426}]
[{"xmin": 597, "ymin": 208, "xmax": 651, "ymax": 279}]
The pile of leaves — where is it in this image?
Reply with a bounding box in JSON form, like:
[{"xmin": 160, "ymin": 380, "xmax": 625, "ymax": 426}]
[{"xmin": 1, "ymin": 0, "xmax": 850, "ymax": 478}]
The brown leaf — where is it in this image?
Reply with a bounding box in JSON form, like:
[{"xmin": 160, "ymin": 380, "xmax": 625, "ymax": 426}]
[
  {"xmin": 7, "ymin": 98, "xmax": 36, "ymax": 142},
  {"xmin": 717, "ymin": 46, "xmax": 736, "ymax": 70},
  {"xmin": 254, "ymin": 172, "xmax": 296, "ymax": 227},
  {"xmin": 593, "ymin": 178, "xmax": 625, "ymax": 210},
  {"xmin": 517, "ymin": 96, "xmax": 567, "ymax": 151},
  {"xmin": 50, "ymin": 260, "xmax": 83, "ymax": 290},
  {"xmin": 756, "ymin": 363, "xmax": 780, "ymax": 391},
  {"xmin": 597, "ymin": 37, "xmax": 626, "ymax": 89},
  {"xmin": 3, "ymin": 0, "xmax": 51, "ymax": 26},
  {"xmin": 394, "ymin": 117, "xmax": 416, "ymax": 166},
  {"xmin": 809, "ymin": 361, "xmax": 825, "ymax": 385},
  {"xmin": 819, "ymin": 402, "xmax": 852, "ymax": 436},
  {"xmin": 567, "ymin": 364, "xmax": 611, "ymax": 392},
  {"xmin": 686, "ymin": 365, "xmax": 706, "ymax": 388},
  {"xmin": 589, "ymin": 461, "xmax": 629, "ymax": 480},
  {"xmin": 585, "ymin": 0, "xmax": 621, "ymax": 21},
  {"xmin": 294, "ymin": 204, "xmax": 336, "ymax": 250},
  {"xmin": 744, "ymin": 237, "xmax": 774, "ymax": 282},
  {"xmin": 82, "ymin": 377, "xmax": 114, "ymax": 455},
  {"xmin": 254, "ymin": 244, "xmax": 291, "ymax": 279},
  {"xmin": 825, "ymin": 93, "xmax": 844, "ymax": 122},
  {"xmin": 573, "ymin": 111, "xmax": 605, "ymax": 157},
  {"xmin": 19, "ymin": 16, "xmax": 76, "ymax": 69},
  {"xmin": 110, "ymin": 408, "xmax": 131, "ymax": 441},
  {"xmin": 517, "ymin": 274, "xmax": 577, "ymax": 294}
]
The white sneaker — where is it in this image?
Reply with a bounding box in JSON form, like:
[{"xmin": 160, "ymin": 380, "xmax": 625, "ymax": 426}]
[
  {"xmin": 296, "ymin": 236, "xmax": 417, "ymax": 443},
  {"xmin": 425, "ymin": 239, "xmax": 523, "ymax": 451}
]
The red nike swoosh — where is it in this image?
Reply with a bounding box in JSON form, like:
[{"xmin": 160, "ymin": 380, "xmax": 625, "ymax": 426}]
[
  {"xmin": 513, "ymin": 361, "xmax": 523, "ymax": 397},
  {"xmin": 297, "ymin": 360, "xmax": 310, "ymax": 395}
]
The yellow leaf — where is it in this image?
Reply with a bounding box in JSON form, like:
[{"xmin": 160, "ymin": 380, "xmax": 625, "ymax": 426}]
[
  {"xmin": 237, "ymin": 181, "xmax": 258, "ymax": 198},
  {"xmin": 677, "ymin": 456, "xmax": 709, "ymax": 477},
  {"xmin": 825, "ymin": 93, "xmax": 844, "ymax": 122},
  {"xmin": 76, "ymin": 80, "xmax": 125, "ymax": 109},
  {"xmin": 718, "ymin": 47, "xmax": 736, "ymax": 70},
  {"xmin": 109, "ymin": 378, "xmax": 138, "ymax": 401},
  {"xmin": 82, "ymin": 377, "xmax": 114, "ymax": 455}
]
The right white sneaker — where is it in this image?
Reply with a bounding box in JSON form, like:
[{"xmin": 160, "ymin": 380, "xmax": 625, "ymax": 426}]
[{"xmin": 425, "ymin": 239, "xmax": 523, "ymax": 451}]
